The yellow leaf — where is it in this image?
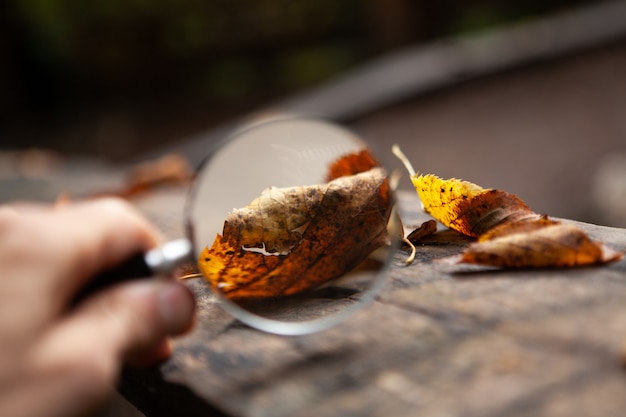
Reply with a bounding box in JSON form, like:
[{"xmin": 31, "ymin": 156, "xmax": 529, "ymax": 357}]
[{"xmin": 392, "ymin": 145, "xmax": 536, "ymax": 237}]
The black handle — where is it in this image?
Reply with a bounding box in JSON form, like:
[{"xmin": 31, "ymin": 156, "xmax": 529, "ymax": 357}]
[
  {"xmin": 72, "ymin": 252, "xmax": 153, "ymax": 304},
  {"xmin": 71, "ymin": 239, "xmax": 193, "ymax": 305}
]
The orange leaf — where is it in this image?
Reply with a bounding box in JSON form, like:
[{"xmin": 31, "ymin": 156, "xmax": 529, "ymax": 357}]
[
  {"xmin": 477, "ymin": 215, "xmax": 558, "ymax": 241},
  {"xmin": 325, "ymin": 149, "xmax": 379, "ymax": 181},
  {"xmin": 198, "ymin": 166, "xmax": 392, "ymax": 300},
  {"xmin": 461, "ymin": 223, "xmax": 623, "ymax": 268}
]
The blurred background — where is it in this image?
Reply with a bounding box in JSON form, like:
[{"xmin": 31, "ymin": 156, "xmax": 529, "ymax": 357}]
[
  {"xmin": 2, "ymin": 0, "xmax": 626, "ymax": 224},
  {"xmin": 1, "ymin": 0, "xmax": 595, "ymax": 159},
  {"xmin": 3, "ymin": 0, "xmax": 626, "ymax": 232}
]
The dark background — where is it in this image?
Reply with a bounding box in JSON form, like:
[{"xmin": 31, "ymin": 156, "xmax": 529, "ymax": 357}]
[{"xmin": 0, "ymin": 0, "xmax": 592, "ymax": 160}]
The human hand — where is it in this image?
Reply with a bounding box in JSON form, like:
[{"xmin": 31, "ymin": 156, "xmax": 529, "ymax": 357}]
[{"xmin": 0, "ymin": 198, "xmax": 196, "ymax": 417}]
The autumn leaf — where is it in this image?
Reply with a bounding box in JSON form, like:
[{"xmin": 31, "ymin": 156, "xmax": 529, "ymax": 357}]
[
  {"xmin": 476, "ymin": 214, "xmax": 558, "ymax": 242},
  {"xmin": 392, "ymin": 145, "xmax": 538, "ymax": 237},
  {"xmin": 461, "ymin": 223, "xmax": 622, "ymax": 267},
  {"xmin": 90, "ymin": 154, "xmax": 194, "ymax": 198},
  {"xmin": 325, "ymin": 149, "xmax": 380, "ymax": 181},
  {"xmin": 198, "ymin": 154, "xmax": 392, "ymax": 300},
  {"xmin": 397, "ymin": 219, "xmax": 438, "ymax": 265},
  {"xmin": 406, "ymin": 219, "xmax": 438, "ymax": 244},
  {"xmin": 392, "ymin": 145, "xmax": 623, "ymax": 268}
]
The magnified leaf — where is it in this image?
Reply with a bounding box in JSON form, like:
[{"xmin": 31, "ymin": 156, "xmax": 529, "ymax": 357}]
[
  {"xmin": 198, "ymin": 153, "xmax": 392, "ymax": 300},
  {"xmin": 392, "ymin": 145, "xmax": 623, "ymax": 268}
]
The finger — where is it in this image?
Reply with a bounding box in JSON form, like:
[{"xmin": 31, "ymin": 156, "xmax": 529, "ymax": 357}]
[
  {"xmin": 0, "ymin": 364, "xmax": 112, "ymax": 417},
  {"xmin": 126, "ymin": 338, "xmax": 173, "ymax": 367},
  {"xmin": 37, "ymin": 198, "xmax": 162, "ymax": 303},
  {"xmin": 32, "ymin": 279, "xmax": 195, "ymax": 388}
]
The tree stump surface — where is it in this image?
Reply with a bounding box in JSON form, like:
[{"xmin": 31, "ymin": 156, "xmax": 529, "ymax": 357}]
[{"xmin": 120, "ymin": 187, "xmax": 626, "ymax": 417}]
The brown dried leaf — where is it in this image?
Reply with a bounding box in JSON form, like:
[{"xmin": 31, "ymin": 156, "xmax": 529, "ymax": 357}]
[
  {"xmin": 90, "ymin": 154, "xmax": 194, "ymax": 199},
  {"xmin": 461, "ymin": 223, "xmax": 623, "ymax": 268},
  {"xmin": 476, "ymin": 215, "xmax": 558, "ymax": 242},
  {"xmin": 124, "ymin": 154, "xmax": 194, "ymax": 196},
  {"xmin": 406, "ymin": 220, "xmax": 438, "ymax": 244}
]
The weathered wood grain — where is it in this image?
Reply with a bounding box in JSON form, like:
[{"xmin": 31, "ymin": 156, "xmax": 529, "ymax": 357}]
[{"xmin": 120, "ymin": 189, "xmax": 626, "ymax": 417}]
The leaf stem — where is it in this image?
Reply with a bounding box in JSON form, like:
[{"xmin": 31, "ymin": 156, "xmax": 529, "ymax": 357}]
[
  {"xmin": 179, "ymin": 273, "xmax": 203, "ymax": 280},
  {"xmin": 391, "ymin": 144, "xmax": 417, "ymax": 177},
  {"xmin": 402, "ymin": 236, "xmax": 416, "ymax": 265}
]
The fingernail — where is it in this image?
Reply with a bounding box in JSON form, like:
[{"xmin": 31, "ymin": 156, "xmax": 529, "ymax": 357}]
[{"xmin": 157, "ymin": 282, "xmax": 195, "ymax": 335}]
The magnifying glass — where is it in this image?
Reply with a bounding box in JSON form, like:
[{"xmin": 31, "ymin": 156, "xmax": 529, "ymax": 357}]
[{"xmin": 79, "ymin": 117, "xmax": 398, "ymax": 335}]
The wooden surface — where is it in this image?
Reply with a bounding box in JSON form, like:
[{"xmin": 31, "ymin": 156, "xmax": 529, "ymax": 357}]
[{"xmin": 120, "ymin": 188, "xmax": 626, "ymax": 417}]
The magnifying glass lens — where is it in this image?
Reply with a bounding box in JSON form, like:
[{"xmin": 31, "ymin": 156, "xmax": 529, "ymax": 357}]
[{"xmin": 187, "ymin": 118, "xmax": 395, "ymax": 335}]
